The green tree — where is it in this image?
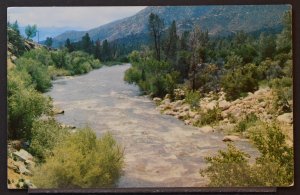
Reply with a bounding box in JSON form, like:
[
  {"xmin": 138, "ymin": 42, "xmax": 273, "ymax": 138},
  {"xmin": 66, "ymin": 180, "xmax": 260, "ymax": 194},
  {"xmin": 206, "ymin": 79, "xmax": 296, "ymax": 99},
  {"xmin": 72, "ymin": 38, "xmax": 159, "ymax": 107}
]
[
  {"xmin": 81, "ymin": 33, "xmax": 93, "ymax": 53},
  {"xmin": 25, "ymin": 24, "xmax": 37, "ymax": 40},
  {"xmin": 149, "ymin": 13, "xmax": 164, "ymax": 61},
  {"xmin": 45, "ymin": 37, "xmax": 53, "ymax": 47},
  {"xmin": 164, "ymin": 20, "xmax": 178, "ymax": 62},
  {"xmin": 65, "ymin": 38, "xmax": 74, "ymax": 52},
  {"xmin": 102, "ymin": 39, "xmax": 110, "ymax": 61}
]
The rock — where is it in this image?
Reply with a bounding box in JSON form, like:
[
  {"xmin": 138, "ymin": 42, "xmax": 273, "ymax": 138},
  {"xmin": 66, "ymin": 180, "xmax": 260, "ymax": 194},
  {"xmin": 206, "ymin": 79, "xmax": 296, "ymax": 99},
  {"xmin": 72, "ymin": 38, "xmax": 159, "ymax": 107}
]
[
  {"xmin": 219, "ymin": 100, "xmax": 231, "ymax": 110},
  {"xmin": 164, "ymin": 110, "xmax": 176, "ymax": 116},
  {"xmin": 153, "ymin": 97, "xmax": 162, "ymax": 104},
  {"xmin": 182, "ymin": 105, "xmax": 190, "ymax": 112},
  {"xmin": 206, "ymin": 100, "xmax": 217, "ymax": 110},
  {"xmin": 11, "ymin": 55, "xmax": 17, "ymax": 62},
  {"xmin": 259, "ymin": 101, "xmax": 267, "ymax": 108},
  {"xmin": 162, "ymin": 98, "xmax": 171, "ymax": 105},
  {"xmin": 178, "ymin": 111, "xmax": 188, "ymax": 119},
  {"xmin": 61, "ymin": 124, "xmax": 76, "ymax": 129},
  {"xmin": 277, "ymin": 113, "xmax": 293, "ymax": 124},
  {"xmin": 201, "ymin": 126, "xmax": 214, "ymax": 133},
  {"xmin": 13, "ymin": 149, "xmax": 33, "ymax": 162},
  {"xmin": 222, "ymin": 135, "xmax": 240, "ymax": 142},
  {"xmin": 164, "ymin": 94, "xmax": 171, "ymax": 99},
  {"xmin": 53, "ymin": 108, "xmax": 64, "ymax": 115},
  {"xmin": 188, "ymin": 111, "xmax": 197, "ymax": 118},
  {"xmin": 184, "ymin": 120, "xmax": 191, "ymax": 125},
  {"xmin": 18, "ymin": 164, "xmax": 32, "ymax": 176}
]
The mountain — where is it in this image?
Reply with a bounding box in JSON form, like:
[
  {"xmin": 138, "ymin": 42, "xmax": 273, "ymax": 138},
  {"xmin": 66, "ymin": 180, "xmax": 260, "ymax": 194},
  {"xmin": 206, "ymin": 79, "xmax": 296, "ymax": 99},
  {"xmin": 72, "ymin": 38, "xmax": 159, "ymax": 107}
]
[{"xmin": 52, "ymin": 5, "xmax": 290, "ymax": 47}]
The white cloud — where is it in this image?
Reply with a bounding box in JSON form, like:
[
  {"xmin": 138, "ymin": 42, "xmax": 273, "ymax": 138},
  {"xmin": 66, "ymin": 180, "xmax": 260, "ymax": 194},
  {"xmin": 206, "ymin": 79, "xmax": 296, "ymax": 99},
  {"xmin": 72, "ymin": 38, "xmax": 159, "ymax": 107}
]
[{"xmin": 7, "ymin": 6, "xmax": 147, "ymax": 30}]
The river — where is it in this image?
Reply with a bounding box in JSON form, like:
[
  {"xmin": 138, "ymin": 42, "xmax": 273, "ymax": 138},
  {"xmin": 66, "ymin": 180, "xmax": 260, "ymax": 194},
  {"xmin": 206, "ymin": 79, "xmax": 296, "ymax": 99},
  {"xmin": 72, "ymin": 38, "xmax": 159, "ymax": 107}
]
[{"xmin": 48, "ymin": 64, "xmax": 258, "ymax": 187}]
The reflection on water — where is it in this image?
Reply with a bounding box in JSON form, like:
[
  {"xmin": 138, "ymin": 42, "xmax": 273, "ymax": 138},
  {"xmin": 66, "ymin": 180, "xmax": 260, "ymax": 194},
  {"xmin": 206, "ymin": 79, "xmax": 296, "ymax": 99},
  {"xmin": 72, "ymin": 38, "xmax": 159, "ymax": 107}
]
[{"xmin": 48, "ymin": 64, "xmax": 258, "ymax": 187}]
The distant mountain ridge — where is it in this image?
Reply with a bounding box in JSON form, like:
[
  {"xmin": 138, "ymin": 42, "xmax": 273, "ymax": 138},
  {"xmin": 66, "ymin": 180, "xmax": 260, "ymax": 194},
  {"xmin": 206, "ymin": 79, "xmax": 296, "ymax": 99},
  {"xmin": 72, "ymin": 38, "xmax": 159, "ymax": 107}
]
[{"xmin": 52, "ymin": 5, "xmax": 290, "ymax": 47}]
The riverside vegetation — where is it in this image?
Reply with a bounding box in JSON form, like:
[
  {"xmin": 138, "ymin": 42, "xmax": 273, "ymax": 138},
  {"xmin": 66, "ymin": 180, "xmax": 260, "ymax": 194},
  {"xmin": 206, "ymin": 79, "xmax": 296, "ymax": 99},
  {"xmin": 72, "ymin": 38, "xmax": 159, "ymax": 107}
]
[
  {"xmin": 7, "ymin": 22, "xmax": 124, "ymax": 188},
  {"xmin": 7, "ymin": 8, "xmax": 293, "ymax": 188},
  {"xmin": 124, "ymin": 11, "xmax": 293, "ymax": 186}
]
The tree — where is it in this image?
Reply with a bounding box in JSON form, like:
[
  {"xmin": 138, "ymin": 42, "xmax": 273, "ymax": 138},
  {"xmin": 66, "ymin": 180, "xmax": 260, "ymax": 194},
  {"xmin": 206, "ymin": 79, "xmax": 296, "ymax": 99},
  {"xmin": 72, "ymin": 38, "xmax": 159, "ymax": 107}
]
[
  {"xmin": 65, "ymin": 38, "xmax": 74, "ymax": 52},
  {"xmin": 189, "ymin": 25, "xmax": 203, "ymax": 91},
  {"xmin": 25, "ymin": 24, "xmax": 37, "ymax": 40},
  {"xmin": 148, "ymin": 13, "xmax": 164, "ymax": 61},
  {"xmin": 164, "ymin": 20, "xmax": 178, "ymax": 62},
  {"xmin": 81, "ymin": 33, "xmax": 93, "ymax": 53},
  {"xmin": 45, "ymin": 37, "xmax": 53, "ymax": 47},
  {"xmin": 102, "ymin": 39, "xmax": 110, "ymax": 61},
  {"xmin": 94, "ymin": 39, "xmax": 101, "ymax": 60}
]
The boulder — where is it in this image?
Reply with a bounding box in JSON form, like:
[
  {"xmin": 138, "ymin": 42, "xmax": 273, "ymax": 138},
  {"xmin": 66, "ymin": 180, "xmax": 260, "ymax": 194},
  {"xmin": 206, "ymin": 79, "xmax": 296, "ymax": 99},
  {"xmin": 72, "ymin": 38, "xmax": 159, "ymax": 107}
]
[
  {"xmin": 219, "ymin": 100, "xmax": 231, "ymax": 111},
  {"xmin": 53, "ymin": 108, "xmax": 64, "ymax": 115},
  {"xmin": 277, "ymin": 113, "xmax": 293, "ymax": 124},
  {"xmin": 13, "ymin": 149, "xmax": 33, "ymax": 162},
  {"xmin": 153, "ymin": 97, "xmax": 162, "ymax": 104},
  {"xmin": 222, "ymin": 135, "xmax": 240, "ymax": 142},
  {"xmin": 206, "ymin": 100, "xmax": 217, "ymax": 110},
  {"xmin": 200, "ymin": 126, "xmax": 214, "ymax": 133}
]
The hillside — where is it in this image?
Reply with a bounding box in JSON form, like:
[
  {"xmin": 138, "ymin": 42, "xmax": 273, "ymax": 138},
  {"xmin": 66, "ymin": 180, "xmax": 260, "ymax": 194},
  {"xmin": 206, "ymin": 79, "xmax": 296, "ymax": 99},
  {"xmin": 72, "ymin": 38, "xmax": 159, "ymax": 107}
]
[{"xmin": 52, "ymin": 5, "xmax": 290, "ymax": 47}]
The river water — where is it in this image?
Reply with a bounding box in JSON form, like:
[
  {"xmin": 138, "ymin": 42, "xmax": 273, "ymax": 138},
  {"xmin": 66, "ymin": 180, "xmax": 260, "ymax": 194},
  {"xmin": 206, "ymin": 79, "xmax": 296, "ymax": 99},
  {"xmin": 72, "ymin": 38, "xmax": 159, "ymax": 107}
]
[{"xmin": 48, "ymin": 64, "xmax": 258, "ymax": 187}]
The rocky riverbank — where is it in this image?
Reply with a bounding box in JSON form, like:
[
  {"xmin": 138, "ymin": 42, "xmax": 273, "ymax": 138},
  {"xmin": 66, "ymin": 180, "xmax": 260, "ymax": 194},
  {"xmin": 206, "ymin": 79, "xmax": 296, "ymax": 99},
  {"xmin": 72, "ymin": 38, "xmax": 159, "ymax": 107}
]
[{"xmin": 154, "ymin": 87, "xmax": 293, "ymax": 145}]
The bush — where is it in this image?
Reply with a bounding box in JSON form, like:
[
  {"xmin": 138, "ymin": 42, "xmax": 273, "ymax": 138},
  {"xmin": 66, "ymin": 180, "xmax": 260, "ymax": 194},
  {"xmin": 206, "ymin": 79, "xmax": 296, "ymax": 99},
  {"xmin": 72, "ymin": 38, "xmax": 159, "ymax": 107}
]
[
  {"xmin": 235, "ymin": 113, "xmax": 258, "ymax": 133},
  {"xmin": 65, "ymin": 51, "xmax": 94, "ymax": 75},
  {"xmin": 201, "ymin": 122, "xmax": 294, "ymax": 187},
  {"xmin": 8, "ymin": 70, "xmax": 52, "ymax": 139},
  {"xmin": 200, "ymin": 144, "xmax": 258, "ymax": 187},
  {"xmin": 221, "ymin": 63, "xmax": 259, "ymax": 101},
  {"xmin": 269, "ymin": 77, "xmax": 292, "ymax": 114},
  {"xmin": 22, "ymin": 48, "xmax": 54, "ymax": 67},
  {"xmin": 185, "ymin": 90, "xmax": 201, "ymax": 108},
  {"xmin": 30, "ymin": 119, "xmax": 70, "ymax": 162},
  {"xmin": 32, "ymin": 128, "xmax": 124, "ymax": 188},
  {"xmin": 196, "ymin": 106, "xmax": 222, "ymax": 126},
  {"xmin": 15, "ymin": 57, "xmax": 52, "ymax": 92}
]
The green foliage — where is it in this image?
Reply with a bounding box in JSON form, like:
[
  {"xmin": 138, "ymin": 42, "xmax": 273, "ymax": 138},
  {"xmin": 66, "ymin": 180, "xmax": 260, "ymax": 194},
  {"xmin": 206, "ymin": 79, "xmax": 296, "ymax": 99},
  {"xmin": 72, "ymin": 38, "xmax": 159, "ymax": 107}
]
[
  {"xmin": 22, "ymin": 48, "xmax": 54, "ymax": 67},
  {"xmin": 25, "ymin": 24, "xmax": 37, "ymax": 40},
  {"xmin": 125, "ymin": 51, "xmax": 179, "ymax": 98},
  {"xmin": 201, "ymin": 123, "xmax": 294, "ymax": 187},
  {"xmin": 32, "ymin": 128, "xmax": 124, "ymax": 188},
  {"xmin": 196, "ymin": 106, "xmax": 222, "ymax": 126},
  {"xmin": 15, "ymin": 57, "xmax": 52, "ymax": 92},
  {"xmin": 221, "ymin": 63, "xmax": 259, "ymax": 101},
  {"xmin": 200, "ymin": 144, "xmax": 258, "ymax": 187},
  {"xmin": 45, "ymin": 37, "xmax": 53, "ymax": 47},
  {"xmin": 235, "ymin": 113, "xmax": 258, "ymax": 133},
  {"xmin": 250, "ymin": 123, "xmax": 294, "ymax": 186},
  {"xmin": 65, "ymin": 51, "xmax": 94, "ymax": 75},
  {"xmin": 185, "ymin": 90, "xmax": 201, "ymax": 108},
  {"xmin": 30, "ymin": 119, "xmax": 70, "ymax": 162},
  {"xmin": 8, "ymin": 69, "xmax": 52, "ymax": 139},
  {"xmin": 7, "ymin": 25, "xmax": 26, "ymax": 56},
  {"xmin": 269, "ymin": 77, "xmax": 292, "ymax": 114}
]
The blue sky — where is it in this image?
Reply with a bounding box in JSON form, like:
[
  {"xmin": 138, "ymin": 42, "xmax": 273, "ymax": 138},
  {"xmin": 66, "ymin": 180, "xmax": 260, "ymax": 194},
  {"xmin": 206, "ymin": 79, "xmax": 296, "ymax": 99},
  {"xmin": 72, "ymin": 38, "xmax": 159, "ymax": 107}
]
[{"xmin": 8, "ymin": 7, "xmax": 147, "ymax": 41}]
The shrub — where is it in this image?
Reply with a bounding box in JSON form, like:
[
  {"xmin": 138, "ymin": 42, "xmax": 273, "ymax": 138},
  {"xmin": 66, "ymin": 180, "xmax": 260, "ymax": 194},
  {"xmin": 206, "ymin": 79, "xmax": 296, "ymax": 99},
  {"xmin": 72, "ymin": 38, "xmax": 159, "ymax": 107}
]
[
  {"xmin": 22, "ymin": 48, "xmax": 54, "ymax": 67},
  {"xmin": 200, "ymin": 144, "xmax": 258, "ymax": 187},
  {"xmin": 15, "ymin": 57, "xmax": 52, "ymax": 92},
  {"xmin": 221, "ymin": 63, "xmax": 259, "ymax": 101},
  {"xmin": 201, "ymin": 122, "xmax": 294, "ymax": 187},
  {"xmin": 30, "ymin": 119, "xmax": 70, "ymax": 162},
  {"xmin": 235, "ymin": 113, "xmax": 258, "ymax": 133},
  {"xmin": 124, "ymin": 67, "xmax": 142, "ymax": 84},
  {"xmin": 185, "ymin": 90, "xmax": 201, "ymax": 108},
  {"xmin": 269, "ymin": 77, "xmax": 292, "ymax": 114},
  {"xmin": 196, "ymin": 106, "xmax": 222, "ymax": 126},
  {"xmin": 8, "ymin": 70, "xmax": 52, "ymax": 139},
  {"xmin": 32, "ymin": 128, "xmax": 124, "ymax": 188}
]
